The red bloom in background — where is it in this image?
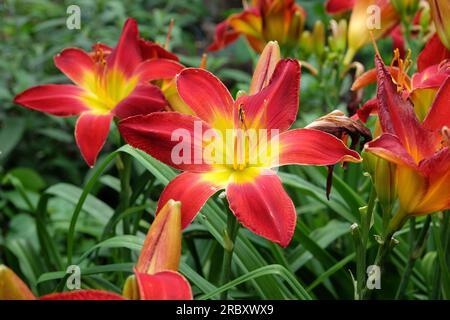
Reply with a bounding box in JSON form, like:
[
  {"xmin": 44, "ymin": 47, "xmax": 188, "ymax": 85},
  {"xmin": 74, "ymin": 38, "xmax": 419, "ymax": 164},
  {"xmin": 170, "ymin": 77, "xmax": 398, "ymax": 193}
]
[
  {"xmin": 207, "ymin": 0, "xmax": 306, "ymax": 53},
  {"xmin": 119, "ymin": 59, "xmax": 361, "ymax": 247},
  {"xmin": 13, "ymin": 18, "xmax": 176, "ymax": 167},
  {"xmin": 0, "ymin": 200, "xmax": 192, "ymax": 300}
]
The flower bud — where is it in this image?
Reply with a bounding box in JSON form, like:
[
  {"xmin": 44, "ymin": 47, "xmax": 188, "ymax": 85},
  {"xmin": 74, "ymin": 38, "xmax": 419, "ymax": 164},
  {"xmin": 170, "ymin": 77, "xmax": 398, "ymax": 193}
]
[
  {"xmin": 313, "ymin": 21, "xmax": 326, "ymax": 61},
  {"xmin": 363, "ymin": 152, "xmax": 397, "ymax": 215},
  {"xmin": 135, "ymin": 199, "xmax": 182, "ymax": 275},
  {"xmin": 0, "ymin": 265, "xmax": 36, "ymax": 300},
  {"xmin": 249, "ymin": 41, "xmax": 281, "ymax": 94},
  {"xmin": 428, "ymin": 0, "xmax": 450, "ymax": 50}
]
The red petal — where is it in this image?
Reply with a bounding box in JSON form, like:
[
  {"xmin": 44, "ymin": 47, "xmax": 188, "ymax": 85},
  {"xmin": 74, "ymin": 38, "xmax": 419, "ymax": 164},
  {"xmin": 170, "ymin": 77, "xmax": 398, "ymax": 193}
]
[
  {"xmin": 236, "ymin": 59, "xmax": 301, "ymax": 132},
  {"xmin": 139, "ymin": 39, "xmax": 180, "ymax": 61},
  {"xmin": 365, "ymin": 133, "xmax": 417, "ymax": 168},
  {"xmin": 206, "ymin": 20, "xmax": 240, "ymax": 52},
  {"xmin": 325, "ymin": 0, "xmax": 355, "ymax": 14},
  {"xmin": 75, "ymin": 112, "xmax": 112, "ymax": 167},
  {"xmin": 54, "ymin": 48, "xmax": 95, "ymax": 87},
  {"xmin": 157, "ymin": 172, "xmax": 224, "ymax": 229},
  {"xmin": 106, "ymin": 18, "xmax": 142, "ymax": 76},
  {"xmin": 423, "ymin": 76, "xmax": 450, "ymax": 131},
  {"xmin": 112, "ymin": 83, "xmax": 167, "ymax": 119},
  {"xmin": 135, "ymin": 271, "xmax": 192, "ymax": 300},
  {"xmin": 40, "ymin": 290, "xmax": 124, "ymax": 300},
  {"xmin": 14, "ymin": 84, "xmax": 88, "ymax": 116},
  {"xmin": 351, "ymin": 66, "xmax": 403, "ymax": 91},
  {"xmin": 177, "ymin": 68, "xmax": 234, "ymax": 126},
  {"xmin": 274, "ymin": 128, "xmax": 361, "ymax": 167},
  {"xmin": 119, "ymin": 112, "xmax": 213, "ymax": 172},
  {"xmin": 412, "ymin": 64, "xmax": 450, "ymax": 90},
  {"xmin": 135, "ymin": 59, "xmax": 184, "ymax": 82},
  {"xmin": 417, "ymin": 33, "xmax": 450, "ymax": 72},
  {"xmin": 415, "ymin": 147, "xmax": 450, "ymax": 214},
  {"xmin": 356, "ymin": 98, "xmax": 378, "ymax": 123},
  {"xmin": 375, "ymin": 55, "xmax": 435, "ymax": 160},
  {"xmin": 227, "ymin": 170, "xmax": 296, "ymax": 247}
]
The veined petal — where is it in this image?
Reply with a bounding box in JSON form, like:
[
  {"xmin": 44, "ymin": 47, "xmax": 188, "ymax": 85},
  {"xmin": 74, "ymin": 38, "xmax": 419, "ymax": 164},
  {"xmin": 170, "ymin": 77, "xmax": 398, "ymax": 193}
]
[
  {"xmin": 375, "ymin": 55, "xmax": 435, "ymax": 161},
  {"xmin": 112, "ymin": 83, "xmax": 167, "ymax": 119},
  {"xmin": 325, "ymin": 0, "xmax": 355, "ymax": 14},
  {"xmin": 226, "ymin": 169, "xmax": 296, "ymax": 247},
  {"xmin": 119, "ymin": 112, "xmax": 213, "ymax": 172},
  {"xmin": 423, "ymin": 76, "xmax": 450, "ymax": 132},
  {"xmin": 54, "ymin": 48, "xmax": 95, "ymax": 87},
  {"xmin": 236, "ymin": 59, "xmax": 300, "ymax": 132},
  {"xmin": 135, "ymin": 271, "xmax": 192, "ymax": 300},
  {"xmin": 14, "ymin": 84, "xmax": 88, "ymax": 116},
  {"xmin": 136, "ymin": 200, "xmax": 182, "ymax": 275},
  {"xmin": 365, "ymin": 133, "xmax": 417, "ymax": 168},
  {"xmin": 271, "ymin": 128, "xmax": 361, "ymax": 167},
  {"xmin": 135, "ymin": 59, "xmax": 184, "ymax": 82},
  {"xmin": 177, "ymin": 68, "xmax": 234, "ymax": 129},
  {"xmin": 106, "ymin": 18, "xmax": 142, "ymax": 77},
  {"xmin": 75, "ymin": 112, "xmax": 112, "ymax": 167},
  {"xmin": 249, "ymin": 41, "xmax": 281, "ymax": 94},
  {"xmin": 0, "ymin": 265, "xmax": 35, "ymax": 300},
  {"xmin": 157, "ymin": 171, "xmax": 225, "ymax": 229},
  {"xmin": 40, "ymin": 290, "xmax": 124, "ymax": 300},
  {"xmin": 417, "ymin": 33, "xmax": 450, "ymax": 72}
]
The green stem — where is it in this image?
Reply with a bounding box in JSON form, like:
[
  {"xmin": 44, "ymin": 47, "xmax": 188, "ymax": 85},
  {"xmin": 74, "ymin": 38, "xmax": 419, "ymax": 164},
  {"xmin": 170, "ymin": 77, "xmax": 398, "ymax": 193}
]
[
  {"xmin": 395, "ymin": 216, "xmax": 431, "ymax": 299},
  {"xmin": 220, "ymin": 197, "xmax": 239, "ymax": 300},
  {"xmin": 362, "ymin": 209, "xmax": 408, "ymax": 299},
  {"xmin": 354, "ymin": 186, "xmax": 377, "ymax": 299},
  {"xmin": 117, "ymin": 153, "xmax": 132, "ymax": 234}
]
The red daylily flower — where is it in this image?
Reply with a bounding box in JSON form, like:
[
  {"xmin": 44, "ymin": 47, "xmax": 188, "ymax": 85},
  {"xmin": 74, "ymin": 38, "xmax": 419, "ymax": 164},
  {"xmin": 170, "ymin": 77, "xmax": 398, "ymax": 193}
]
[
  {"xmin": 207, "ymin": 0, "xmax": 306, "ymax": 53},
  {"xmin": 13, "ymin": 18, "xmax": 179, "ymax": 167},
  {"xmin": 0, "ymin": 200, "xmax": 192, "ymax": 300},
  {"xmin": 364, "ymin": 54, "xmax": 450, "ymax": 218},
  {"xmin": 353, "ymin": 33, "xmax": 450, "ymax": 121},
  {"xmin": 119, "ymin": 58, "xmax": 361, "ymax": 247}
]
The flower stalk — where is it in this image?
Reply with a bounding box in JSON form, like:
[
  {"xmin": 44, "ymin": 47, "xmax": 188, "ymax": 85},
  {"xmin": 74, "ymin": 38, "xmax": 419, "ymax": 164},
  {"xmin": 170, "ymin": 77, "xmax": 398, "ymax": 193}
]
[{"xmin": 220, "ymin": 197, "xmax": 240, "ymax": 300}]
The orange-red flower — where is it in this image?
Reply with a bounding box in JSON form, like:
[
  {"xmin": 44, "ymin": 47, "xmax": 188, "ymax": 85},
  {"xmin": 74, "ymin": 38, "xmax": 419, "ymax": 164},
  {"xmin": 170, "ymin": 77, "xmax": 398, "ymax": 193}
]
[
  {"xmin": 207, "ymin": 0, "xmax": 306, "ymax": 53},
  {"xmin": 0, "ymin": 200, "xmax": 192, "ymax": 300},
  {"xmin": 364, "ymin": 54, "xmax": 450, "ymax": 219},
  {"xmin": 119, "ymin": 57, "xmax": 361, "ymax": 247},
  {"xmin": 353, "ymin": 33, "xmax": 450, "ymax": 121},
  {"xmin": 13, "ymin": 18, "xmax": 181, "ymax": 167}
]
